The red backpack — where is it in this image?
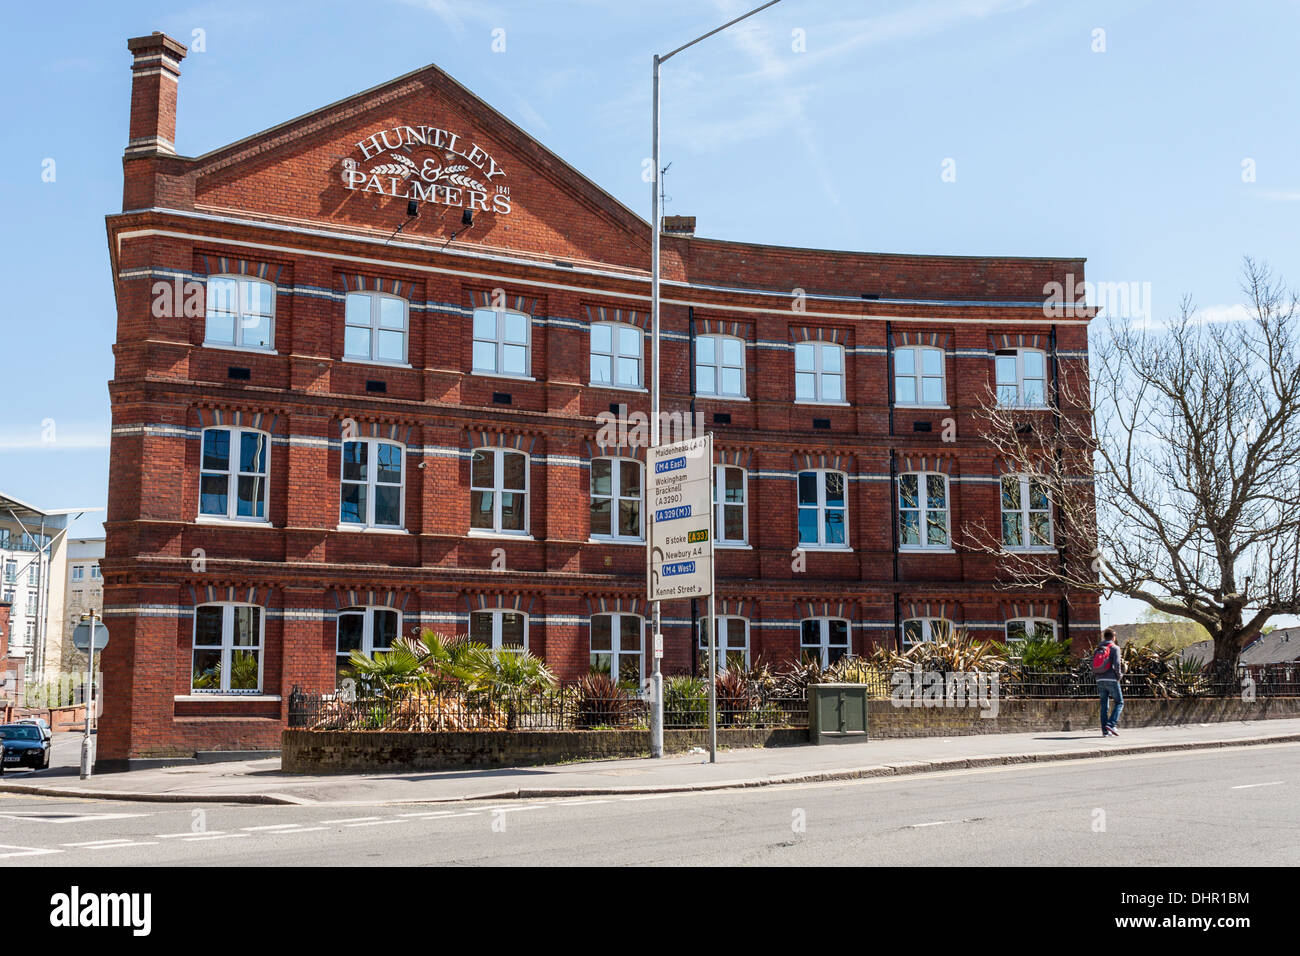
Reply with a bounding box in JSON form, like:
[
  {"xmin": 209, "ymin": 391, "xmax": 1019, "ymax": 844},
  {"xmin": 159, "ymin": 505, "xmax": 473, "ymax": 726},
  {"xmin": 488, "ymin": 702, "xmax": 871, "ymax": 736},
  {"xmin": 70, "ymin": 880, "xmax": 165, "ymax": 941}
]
[{"xmin": 1091, "ymin": 644, "xmax": 1115, "ymax": 675}]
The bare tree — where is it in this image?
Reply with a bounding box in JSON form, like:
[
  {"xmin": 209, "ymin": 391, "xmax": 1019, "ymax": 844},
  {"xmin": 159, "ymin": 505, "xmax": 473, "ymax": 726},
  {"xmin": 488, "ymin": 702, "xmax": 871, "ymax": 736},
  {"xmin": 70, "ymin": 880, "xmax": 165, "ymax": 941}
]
[{"xmin": 967, "ymin": 258, "xmax": 1300, "ymax": 670}]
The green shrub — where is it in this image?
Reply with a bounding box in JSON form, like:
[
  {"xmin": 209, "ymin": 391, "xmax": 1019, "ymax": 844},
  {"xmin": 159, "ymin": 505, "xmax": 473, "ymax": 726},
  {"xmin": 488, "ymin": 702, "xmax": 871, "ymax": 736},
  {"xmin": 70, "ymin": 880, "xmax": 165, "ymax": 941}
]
[
  {"xmin": 664, "ymin": 675, "xmax": 707, "ymax": 727},
  {"xmin": 575, "ymin": 672, "xmax": 639, "ymax": 729}
]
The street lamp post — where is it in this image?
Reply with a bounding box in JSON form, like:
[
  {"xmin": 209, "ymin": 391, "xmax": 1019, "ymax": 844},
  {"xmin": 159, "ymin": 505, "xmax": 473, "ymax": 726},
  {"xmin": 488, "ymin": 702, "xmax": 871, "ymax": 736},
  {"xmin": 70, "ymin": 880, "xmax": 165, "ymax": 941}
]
[{"xmin": 647, "ymin": 0, "xmax": 782, "ymax": 759}]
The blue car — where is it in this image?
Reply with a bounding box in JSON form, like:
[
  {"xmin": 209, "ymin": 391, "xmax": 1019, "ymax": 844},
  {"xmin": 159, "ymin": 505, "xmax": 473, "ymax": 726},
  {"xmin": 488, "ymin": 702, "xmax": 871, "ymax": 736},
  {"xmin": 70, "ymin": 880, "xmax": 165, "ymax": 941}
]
[{"xmin": 0, "ymin": 723, "xmax": 51, "ymax": 771}]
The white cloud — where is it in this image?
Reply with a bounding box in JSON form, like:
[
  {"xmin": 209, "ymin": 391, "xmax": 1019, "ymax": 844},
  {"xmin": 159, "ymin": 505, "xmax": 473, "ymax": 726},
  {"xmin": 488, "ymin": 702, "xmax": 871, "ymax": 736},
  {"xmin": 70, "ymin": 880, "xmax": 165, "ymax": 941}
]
[
  {"xmin": 728, "ymin": 0, "xmax": 1039, "ymax": 83},
  {"xmin": 1193, "ymin": 303, "xmax": 1253, "ymax": 324},
  {"xmin": 397, "ymin": 0, "xmax": 501, "ymax": 38},
  {"xmin": 1253, "ymin": 189, "xmax": 1300, "ymax": 202}
]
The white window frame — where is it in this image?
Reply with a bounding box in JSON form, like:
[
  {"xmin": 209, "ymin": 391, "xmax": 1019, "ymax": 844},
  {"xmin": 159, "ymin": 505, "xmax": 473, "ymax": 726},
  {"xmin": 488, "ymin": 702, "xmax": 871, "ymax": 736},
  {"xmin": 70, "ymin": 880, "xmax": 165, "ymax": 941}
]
[
  {"xmin": 901, "ymin": 617, "xmax": 953, "ymax": 649},
  {"xmin": 589, "ymin": 321, "xmax": 644, "ymax": 389},
  {"xmin": 470, "ymin": 609, "xmax": 529, "ymax": 652},
  {"xmin": 336, "ymin": 606, "xmax": 402, "ymax": 682},
  {"xmin": 894, "ymin": 345, "xmax": 946, "ymax": 407},
  {"xmin": 71, "ymin": 565, "xmax": 84, "ymax": 582},
  {"xmin": 472, "ymin": 307, "xmax": 532, "ymax": 378},
  {"xmin": 1005, "ymin": 618, "xmax": 1057, "ymax": 644},
  {"xmin": 800, "ymin": 618, "xmax": 851, "ymax": 668},
  {"xmin": 1001, "ymin": 475, "xmax": 1054, "ymax": 550},
  {"xmin": 344, "ymin": 290, "xmax": 409, "ymax": 365},
  {"xmin": 793, "ymin": 341, "xmax": 846, "ymax": 404},
  {"xmin": 204, "ymin": 275, "xmax": 276, "ymax": 352},
  {"xmin": 713, "ymin": 464, "xmax": 748, "ymax": 546},
  {"xmin": 995, "ymin": 348, "xmax": 1048, "ymax": 408},
  {"xmin": 191, "ymin": 603, "xmax": 264, "ymax": 694},
  {"xmin": 199, "ymin": 426, "xmax": 271, "ymax": 523},
  {"xmin": 339, "ymin": 438, "xmax": 406, "ymax": 530},
  {"xmin": 898, "ymin": 472, "xmax": 950, "ymax": 550},
  {"xmin": 589, "ymin": 457, "xmax": 643, "ymax": 542},
  {"xmin": 470, "ymin": 447, "xmax": 531, "ymax": 536},
  {"xmin": 91, "ymin": 565, "xmax": 101, "ymax": 580},
  {"xmin": 697, "ymin": 615, "xmax": 750, "ymax": 671},
  {"xmin": 797, "ymin": 469, "xmax": 849, "ymax": 549},
  {"xmin": 589, "ymin": 612, "xmax": 644, "ymax": 686},
  {"xmin": 696, "ymin": 334, "xmax": 746, "ymax": 399}
]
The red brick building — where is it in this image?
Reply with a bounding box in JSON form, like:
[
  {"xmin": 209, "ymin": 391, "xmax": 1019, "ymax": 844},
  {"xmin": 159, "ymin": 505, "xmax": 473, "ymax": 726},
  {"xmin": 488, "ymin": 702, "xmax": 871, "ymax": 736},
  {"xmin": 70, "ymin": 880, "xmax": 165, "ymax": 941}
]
[{"xmin": 100, "ymin": 31, "xmax": 1099, "ymax": 764}]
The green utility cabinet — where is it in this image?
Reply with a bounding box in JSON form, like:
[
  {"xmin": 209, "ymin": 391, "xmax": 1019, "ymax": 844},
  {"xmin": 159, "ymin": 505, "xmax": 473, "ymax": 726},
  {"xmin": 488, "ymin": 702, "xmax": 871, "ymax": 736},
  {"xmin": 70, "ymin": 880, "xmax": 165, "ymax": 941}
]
[{"xmin": 808, "ymin": 683, "xmax": 869, "ymax": 744}]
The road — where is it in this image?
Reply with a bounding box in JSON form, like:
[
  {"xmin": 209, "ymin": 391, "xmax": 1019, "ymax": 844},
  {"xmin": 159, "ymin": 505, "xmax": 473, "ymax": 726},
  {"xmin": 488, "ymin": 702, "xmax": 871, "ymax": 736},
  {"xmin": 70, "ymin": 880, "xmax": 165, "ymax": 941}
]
[{"xmin": 1, "ymin": 743, "xmax": 1297, "ymax": 865}]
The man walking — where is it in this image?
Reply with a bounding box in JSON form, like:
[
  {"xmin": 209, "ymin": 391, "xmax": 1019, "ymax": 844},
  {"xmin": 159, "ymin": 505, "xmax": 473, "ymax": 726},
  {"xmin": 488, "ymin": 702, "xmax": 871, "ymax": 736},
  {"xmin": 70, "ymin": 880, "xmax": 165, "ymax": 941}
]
[{"xmin": 1092, "ymin": 628, "xmax": 1124, "ymax": 736}]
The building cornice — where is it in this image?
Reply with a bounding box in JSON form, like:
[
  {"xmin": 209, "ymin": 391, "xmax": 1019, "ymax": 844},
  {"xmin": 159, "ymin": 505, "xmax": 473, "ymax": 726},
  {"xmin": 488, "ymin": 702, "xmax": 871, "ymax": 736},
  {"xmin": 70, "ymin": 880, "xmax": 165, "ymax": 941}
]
[{"xmin": 106, "ymin": 207, "xmax": 1096, "ymax": 323}]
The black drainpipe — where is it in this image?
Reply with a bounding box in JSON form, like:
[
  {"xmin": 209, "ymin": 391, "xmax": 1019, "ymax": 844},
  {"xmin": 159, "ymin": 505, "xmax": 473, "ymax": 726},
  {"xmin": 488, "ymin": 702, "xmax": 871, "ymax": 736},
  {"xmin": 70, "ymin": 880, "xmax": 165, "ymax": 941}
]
[
  {"xmin": 890, "ymin": 448, "xmax": 901, "ymax": 650},
  {"xmin": 688, "ymin": 306, "xmax": 698, "ymax": 676},
  {"xmin": 885, "ymin": 321, "xmax": 895, "ymax": 437},
  {"xmin": 1051, "ymin": 324, "xmax": 1069, "ymax": 648},
  {"xmin": 1050, "ymin": 324, "xmax": 1061, "ymax": 434}
]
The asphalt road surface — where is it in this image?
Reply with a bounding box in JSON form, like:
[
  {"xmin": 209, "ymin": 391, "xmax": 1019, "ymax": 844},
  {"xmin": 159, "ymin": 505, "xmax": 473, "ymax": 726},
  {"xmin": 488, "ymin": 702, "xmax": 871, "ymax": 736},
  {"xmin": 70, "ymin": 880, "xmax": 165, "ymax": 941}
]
[{"xmin": 1, "ymin": 744, "xmax": 1296, "ymax": 866}]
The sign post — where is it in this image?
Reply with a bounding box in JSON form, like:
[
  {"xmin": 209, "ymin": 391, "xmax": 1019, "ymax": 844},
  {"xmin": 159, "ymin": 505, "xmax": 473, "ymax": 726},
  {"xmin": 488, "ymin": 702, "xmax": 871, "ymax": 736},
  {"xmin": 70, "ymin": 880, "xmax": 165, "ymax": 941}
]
[
  {"xmin": 647, "ymin": 1, "xmax": 781, "ymax": 760},
  {"xmin": 71, "ymin": 613, "xmax": 109, "ymax": 779},
  {"xmin": 648, "ymin": 433, "xmax": 716, "ymax": 762}
]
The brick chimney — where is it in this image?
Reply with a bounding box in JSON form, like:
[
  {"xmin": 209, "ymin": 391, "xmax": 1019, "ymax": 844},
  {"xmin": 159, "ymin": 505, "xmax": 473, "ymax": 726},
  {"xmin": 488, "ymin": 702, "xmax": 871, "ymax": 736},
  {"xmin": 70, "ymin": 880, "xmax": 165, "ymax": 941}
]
[
  {"xmin": 662, "ymin": 215, "xmax": 696, "ymax": 237},
  {"xmin": 125, "ymin": 32, "xmax": 188, "ymax": 155}
]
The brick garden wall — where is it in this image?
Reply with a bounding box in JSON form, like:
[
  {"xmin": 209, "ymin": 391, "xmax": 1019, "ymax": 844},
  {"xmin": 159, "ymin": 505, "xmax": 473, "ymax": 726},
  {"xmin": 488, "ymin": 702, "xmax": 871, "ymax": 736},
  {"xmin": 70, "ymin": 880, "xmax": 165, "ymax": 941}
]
[
  {"xmin": 281, "ymin": 700, "xmax": 1300, "ymax": 773},
  {"xmin": 282, "ymin": 727, "xmax": 806, "ymax": 773},
  {"xmin": 865, "ymin": 696, "xmax": 1300, "ymax": 738}
]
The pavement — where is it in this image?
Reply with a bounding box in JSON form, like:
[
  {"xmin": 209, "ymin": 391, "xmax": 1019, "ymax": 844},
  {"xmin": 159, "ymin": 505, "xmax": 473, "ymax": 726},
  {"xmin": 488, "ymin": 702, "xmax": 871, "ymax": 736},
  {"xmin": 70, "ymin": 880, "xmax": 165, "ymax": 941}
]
[{"xmin": 3, "ymin": 717, "xmax": 1299, "ymax": 807}]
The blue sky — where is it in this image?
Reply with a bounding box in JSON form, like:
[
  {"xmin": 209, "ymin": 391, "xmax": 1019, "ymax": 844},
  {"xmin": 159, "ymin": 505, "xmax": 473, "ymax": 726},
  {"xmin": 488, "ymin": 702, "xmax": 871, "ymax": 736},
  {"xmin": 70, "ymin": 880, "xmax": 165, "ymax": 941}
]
[{"xmin": 1, "ymin": 0, "xmax": 1297, "ymax": 625}]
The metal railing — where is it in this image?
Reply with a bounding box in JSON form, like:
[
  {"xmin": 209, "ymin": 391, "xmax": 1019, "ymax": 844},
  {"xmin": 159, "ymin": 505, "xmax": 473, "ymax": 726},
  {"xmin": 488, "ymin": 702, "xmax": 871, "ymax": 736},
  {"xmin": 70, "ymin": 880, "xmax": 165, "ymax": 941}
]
[
  {"xmin": 287, "ymin": 683, "xmax": 807, "ymax": 732},
  {"xmin": 286, "ymin": 662, "xmax": 1300, "ymax": 733}
]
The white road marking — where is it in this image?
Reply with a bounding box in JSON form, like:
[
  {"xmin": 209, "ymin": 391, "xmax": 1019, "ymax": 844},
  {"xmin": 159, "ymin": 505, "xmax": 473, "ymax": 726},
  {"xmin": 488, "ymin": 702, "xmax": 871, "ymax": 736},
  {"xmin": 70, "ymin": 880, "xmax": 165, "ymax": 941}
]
[
  {"xmin": 344, "ymin": 819, "xmax": 405, "ymax": 828},
  {"xmin": 320, "ymin": 816, "xmax": 381, "ymax": 824},
  {"xmin": 184, "ymin": 833, "xmax": 250, "ymax": 842},
  {"xmin": 398, "ymin": 810, "xmax": 465, "ymax": 818},
  {"xmin": 0, "ymin": 844, "xmax": 62, "ymax": 858},
  {"xmin": 242, "ymin": 823, "xmax": 310, "ymax": 831},
  {"xmin": 61, "ymin": 838, "xmax": 136, "ymax": 847},
  {"xmin": 1231, "ymin": 781, "xmax": 1284, "ymax": 790},
  {"xmin": 85, "ymin": 841, "xmax": 159, "ymax": 850},
  {"xmin": 486, "ymin": 805, "xmax": 546, "ymax": 813},
  {"xmin": 906, "ymin": 820, "xmax": 956, "ymax": 828},
  {"xmin": 622, "ymin": 794, "xmax": 674, "ymax": 802},
  {"xmin": 0, "ymin": 812, "xmax": 149, "ymax": 824},
  {"xmin": 157, "ymin": 831, "xmax": 227, "ymax": 839},
  {"xmin": 279, "ymin": 826, "xmax": 328, "ymax": 833},
  {"xmin": 555, "ymin": 799, "xmax": 609, "ymax": 806}
]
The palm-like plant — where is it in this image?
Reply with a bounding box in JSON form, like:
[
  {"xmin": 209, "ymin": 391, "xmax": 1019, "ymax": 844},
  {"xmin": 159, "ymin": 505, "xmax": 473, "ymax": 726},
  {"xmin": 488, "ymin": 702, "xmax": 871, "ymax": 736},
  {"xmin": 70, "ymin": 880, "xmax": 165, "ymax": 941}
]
[
  {"xmin": 342, "ymin": 630, "xmax": 491, "ymax": 696},
  {"xmin": 346, "ymin": 640, "xmax": 431, "ymax": 696},
  {"xmin": 464, "ymin": 647, "xmax": 556, "ymax": 695},
  {"xmin": 998, "ymin": 635, "xmax": 1074, "ymax": 670},
  {"xmin": 191, "ymin": 652, "xmax": 262, "ymax": 692},
  {"xmin": 868, "ymin": 627, "xmax": 1008, "ymax": 673}
]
